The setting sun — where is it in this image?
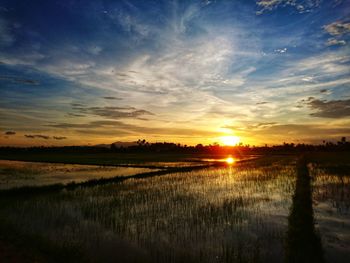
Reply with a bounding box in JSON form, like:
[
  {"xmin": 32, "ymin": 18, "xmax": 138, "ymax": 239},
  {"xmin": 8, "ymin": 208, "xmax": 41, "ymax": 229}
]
[
  {"xmin": 225, "ymin": 157, "xmax": 235, "ymax": 164},
  {"xmin": 220, "ymin": 136, "xmax": 240, "ymax": 146}
]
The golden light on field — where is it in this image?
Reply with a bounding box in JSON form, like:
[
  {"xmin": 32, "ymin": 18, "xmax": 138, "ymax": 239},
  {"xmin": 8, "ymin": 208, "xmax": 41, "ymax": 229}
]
[
  {"xmin": 220, "ymin": 135, "xmax": 240, "ymax": 146},
  {"xmin": 225, "ymin": 157, "xmax": 235, "ymax": 164}
]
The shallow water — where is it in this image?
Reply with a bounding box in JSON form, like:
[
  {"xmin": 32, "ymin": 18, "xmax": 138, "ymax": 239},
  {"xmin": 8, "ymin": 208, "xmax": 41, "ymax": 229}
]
[
  {"xmin": 310, "ymin": 164, "xmax": 350, "ymax": 263},
  {"xmin": 131, "ymin": 161, "xmax": 206, "ymax": 168},
  {"xmin": 0, "ymin": 160, "xmax": 158, "ymax": 189}
]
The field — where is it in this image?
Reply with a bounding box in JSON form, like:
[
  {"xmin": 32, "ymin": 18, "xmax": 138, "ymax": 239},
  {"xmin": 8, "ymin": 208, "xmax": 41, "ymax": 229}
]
[{"xmin": 0, "ymin": 152, "xmax": 349, "ymax": 262}]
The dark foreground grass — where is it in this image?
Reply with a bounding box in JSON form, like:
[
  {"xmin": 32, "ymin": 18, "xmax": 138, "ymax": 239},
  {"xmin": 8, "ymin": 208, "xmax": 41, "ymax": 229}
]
[
  {"xmin": 286, "ymin": 156, "xmax": 324, "ymax": 263},
  {"xmin": 0, "ymin": 217, "xmax": 82, "ymax": 263}
]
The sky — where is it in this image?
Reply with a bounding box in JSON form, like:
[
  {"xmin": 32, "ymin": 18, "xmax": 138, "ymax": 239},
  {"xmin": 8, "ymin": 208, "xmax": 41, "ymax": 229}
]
[{"xmin": 0, "ymin": 0, "xmax": 349, "ymax": 146}]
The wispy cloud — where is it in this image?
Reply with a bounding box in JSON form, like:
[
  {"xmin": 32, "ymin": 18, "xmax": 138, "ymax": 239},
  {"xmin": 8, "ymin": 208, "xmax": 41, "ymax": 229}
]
[{"xmin": 0, "ymin": 75, "xmax": 40, "ymax": 85}]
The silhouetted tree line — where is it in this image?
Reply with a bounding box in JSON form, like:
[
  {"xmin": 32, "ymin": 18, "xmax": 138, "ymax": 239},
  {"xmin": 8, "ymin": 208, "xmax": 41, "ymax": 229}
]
[{"xmin": 1, "ymin": 137, "xmax": 350, "ymax": 155}]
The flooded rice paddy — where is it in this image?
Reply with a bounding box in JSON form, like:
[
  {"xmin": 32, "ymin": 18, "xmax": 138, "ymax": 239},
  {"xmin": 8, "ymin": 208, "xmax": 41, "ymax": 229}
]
[
  {"xmin": 0, "ymin": 158, "xmax": 296, "ymax": 262},
  {"xmin": 310, "ymin": 163, "xmax": 350, "ymax": 263},
  {"xmin": 0, "ymin": 160, "xmax": 158, "ymax": 189},
  {"xmin": 0, "ymin": 155, "xmax": 349, "ymax": 262}
]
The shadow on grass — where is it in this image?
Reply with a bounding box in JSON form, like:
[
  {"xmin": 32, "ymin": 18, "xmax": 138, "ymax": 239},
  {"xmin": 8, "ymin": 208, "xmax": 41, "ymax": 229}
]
[{"xmin": 286, "ymin": 156, "xmax": 324, "ymax": 263}]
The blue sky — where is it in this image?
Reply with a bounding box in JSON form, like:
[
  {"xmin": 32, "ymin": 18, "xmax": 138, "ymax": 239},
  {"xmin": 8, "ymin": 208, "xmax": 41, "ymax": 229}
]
[{"xmin": 0, "ymin": 0, "xmax": 350, "ymax": 146}]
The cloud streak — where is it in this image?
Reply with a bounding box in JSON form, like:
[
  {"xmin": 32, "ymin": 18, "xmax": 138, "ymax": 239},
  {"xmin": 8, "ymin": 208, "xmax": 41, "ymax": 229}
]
[
  {"xmin": 4, "ymin": 131, "xmax": 16, "ymax": 135},
  {"xmin": 24, "ymin": 134, "xmax": 68, "ymax": 140},
  {"xmin": 0, "ymin": 75, "xmax": 40, "ymax": 85},
  {"xmin": 25, "ymin": 134, "xmax": 50, "ymax": 139},
  {"xmin": 71, "ymin": 105, "xmax": 154, "ymax": 120}
]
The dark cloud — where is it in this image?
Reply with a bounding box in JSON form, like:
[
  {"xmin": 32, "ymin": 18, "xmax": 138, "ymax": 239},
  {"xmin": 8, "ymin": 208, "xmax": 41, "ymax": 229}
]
[
  {"xmin": 90, "ymin": 120, "xmax": 135, "ymax": 128},
  {"xmin": 24, "ymin": 134, "xmax": 68, "ymax": 140},
  {"xmin": 320, "ymin": 89, "xmax": 328, "ymax": 93},
  {"xmin": 53, "ymin": 136, "xmax": 67, "ymax": 140},
  {"xmin": 0, "ymin": 75, "xmax": 39, "ymax": 85},
  {"xmin": 25, "ymin": 134, "xmax": 50, "ymax": 139},
  {"xmin": 256, "ymin": 102, "xmax": 268, "ymax": 105},
  {"xmin": 4, "ymin": 131, "xmax": 16, "ymax": 135},
  {"xmin": 307, "ymin": 98, "xmax": 350, "ymax": 118},
  {"xmin": 71, "ymin": 103, "xmax": 85, "ymax": 107},
  {"xmin": 71, "ymin": 105, "xmax": 154, "ymax": 119},
  {"xmin": 103, "ymin": 96, "xmax": 122, "ymax": 100},
  {"xmin": 67, "ymin": 113, "xmax": 86, "ymax": 117},
  {"xmin": 48, "ymin": 120, "xmax": 133, "ymax": 129}
]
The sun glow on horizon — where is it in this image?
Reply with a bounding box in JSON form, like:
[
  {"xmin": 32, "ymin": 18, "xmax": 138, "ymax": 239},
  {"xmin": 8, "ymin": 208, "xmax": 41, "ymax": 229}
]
[
  {"xmin": 225, "ymin": 157, "xmax": 235, "ymax": 164},
  {"xmin": 220, "ymin": 135, "xmax": 240, "ymax": 146}
]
